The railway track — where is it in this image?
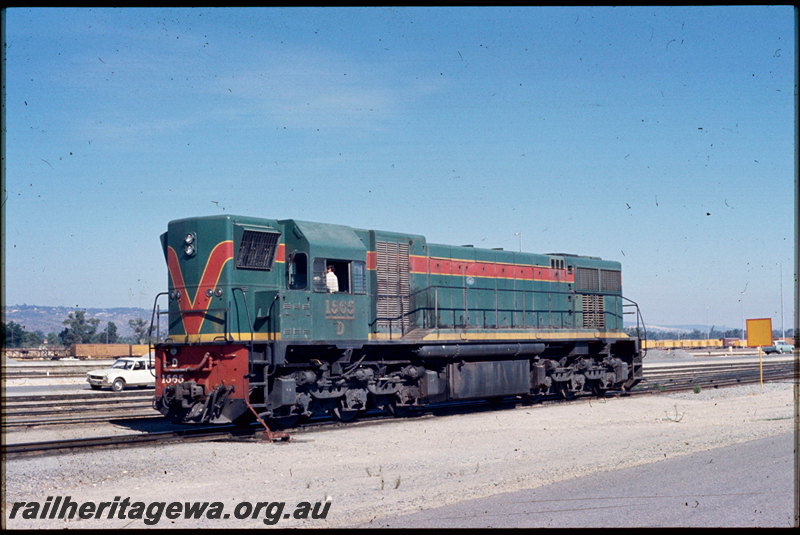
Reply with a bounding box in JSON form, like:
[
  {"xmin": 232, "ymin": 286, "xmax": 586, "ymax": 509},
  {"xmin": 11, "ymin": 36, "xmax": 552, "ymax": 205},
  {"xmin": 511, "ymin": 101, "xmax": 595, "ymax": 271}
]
[
  {"xmin": 2, "ymin": 425, "xmax": 259, "ymax": 460},
  {"xmin": 1, "ymin": 391, "xmax": 158, "ymax": 428},
  {"xmin": 2, "ymin": 363, "xmax": 113, "ymax": 379},
  {"xmin": 635, "ymin": 356, "xmax": 797, "ymax": 393},
  {"xmin": 3, "ymin": 357, "xmax": 796, "ymax": 460}
]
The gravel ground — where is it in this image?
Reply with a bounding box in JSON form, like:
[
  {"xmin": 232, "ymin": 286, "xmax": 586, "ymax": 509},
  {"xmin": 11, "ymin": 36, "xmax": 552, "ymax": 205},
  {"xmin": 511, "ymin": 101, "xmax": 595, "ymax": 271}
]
[{"xmin": 2, "ymin": 378, "xmax": 796, "ymax": 529}]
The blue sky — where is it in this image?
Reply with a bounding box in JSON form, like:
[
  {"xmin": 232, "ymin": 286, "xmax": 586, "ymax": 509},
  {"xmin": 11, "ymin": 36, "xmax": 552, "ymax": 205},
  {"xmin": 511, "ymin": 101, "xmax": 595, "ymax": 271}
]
[{"xmin": 2, "ymin": 6, "xmax": 796, "ymax": 331}]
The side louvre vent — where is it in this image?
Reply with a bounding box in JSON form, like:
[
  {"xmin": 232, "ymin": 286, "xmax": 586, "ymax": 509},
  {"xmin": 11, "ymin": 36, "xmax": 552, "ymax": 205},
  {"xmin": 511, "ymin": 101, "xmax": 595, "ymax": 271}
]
[
  {"xmin": 376, "ymin": 241, "xmax": 410, "ymax": 330},
  {"xmin": 582, "ymin": 294, "xmax": 605, "ymax": 329}
]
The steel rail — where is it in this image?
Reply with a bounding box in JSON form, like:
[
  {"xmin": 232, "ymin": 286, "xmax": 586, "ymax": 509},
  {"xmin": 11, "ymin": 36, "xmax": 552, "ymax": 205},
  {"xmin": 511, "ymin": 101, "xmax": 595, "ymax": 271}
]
[
  {"xmin": 2, "ymin": 425, "xmax": 252, "ymax": 460},
  {"xmin": 2, "ymin": 392, "xmax": 156, "ymax": 428},
  {"xmin": 5, "ymin": 391, "xmax": 151, "ymax": 403},
  {"xmin": 3, "ymin": 413, "xmax": 162, "ymax": 429},
  {"xmin": 635, "ymin": 360, "xmax": 796, "ymax": 394}
]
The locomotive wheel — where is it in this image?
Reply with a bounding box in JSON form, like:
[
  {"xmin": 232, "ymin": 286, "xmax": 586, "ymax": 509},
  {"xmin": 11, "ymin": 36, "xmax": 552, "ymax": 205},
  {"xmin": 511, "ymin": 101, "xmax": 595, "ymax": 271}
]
[
  {"xmin": 333, "ymin": 405, "xmax": 360, "ymax": 422},
  {"xmin": 267, "ymin": 406, "xmax": 301, "ymax": 429},
  {"xmin": 332, "ymin": 394, "xmax": 362, "ymax": 422},
  {"xmin": 387, "ymin": 401, "xmax": 411, "ymax": 418},
  {"xmin": 270, "ymin": 414, "xmax": 300, "ymax": 430},
  {"xmin": 334, "ymin": 388, "xmax": 367, "ymax": 421},
  {"xmin": 555, "ymin": 382, "xmax": 575, "ymax": 400}
]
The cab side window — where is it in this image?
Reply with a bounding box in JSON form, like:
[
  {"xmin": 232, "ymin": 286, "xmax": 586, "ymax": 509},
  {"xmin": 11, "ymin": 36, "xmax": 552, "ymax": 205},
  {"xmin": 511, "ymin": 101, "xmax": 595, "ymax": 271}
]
[
  {"xmin": 312, "ymin": 258, "xmax": 366, "ymax": 294},
  {"xmin": 288, "ymin": 252, "xmax": 308, "ymax": 290},
  {"xmin": 351, "ymin": 261, "xmax": 366, "ymax": 294}
]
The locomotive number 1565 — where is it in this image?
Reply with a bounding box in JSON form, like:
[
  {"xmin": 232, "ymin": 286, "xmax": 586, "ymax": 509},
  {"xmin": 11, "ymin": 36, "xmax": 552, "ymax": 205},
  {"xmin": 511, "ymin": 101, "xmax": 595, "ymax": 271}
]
[
  {"xmin": 325, "ymin": 299, "xmax": 355, "ymax": 319},
  {"xmin": 162, "ymin": 374, "xmax": 185, "ymax": 384}
]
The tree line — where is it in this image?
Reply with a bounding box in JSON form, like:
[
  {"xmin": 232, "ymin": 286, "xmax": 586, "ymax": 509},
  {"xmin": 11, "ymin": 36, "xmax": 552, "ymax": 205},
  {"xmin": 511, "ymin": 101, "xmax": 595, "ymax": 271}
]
[
  {"xmin": 2, "ymin": 310, "xmax": 150, "ymax": 348},
  {"xmin": 5, "ymin": 312, "xmax": 794, "ymax": 348},
  {"xmin": 625, "ymin": 326, "xmax": 795, "ymax": 341}
]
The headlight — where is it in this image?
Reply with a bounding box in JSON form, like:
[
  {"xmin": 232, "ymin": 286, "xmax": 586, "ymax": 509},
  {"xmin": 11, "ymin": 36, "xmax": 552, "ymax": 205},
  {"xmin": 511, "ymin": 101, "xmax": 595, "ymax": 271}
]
[{"xmin": 184, "ymin": 233, "xmax": 197, "ymax": 256}]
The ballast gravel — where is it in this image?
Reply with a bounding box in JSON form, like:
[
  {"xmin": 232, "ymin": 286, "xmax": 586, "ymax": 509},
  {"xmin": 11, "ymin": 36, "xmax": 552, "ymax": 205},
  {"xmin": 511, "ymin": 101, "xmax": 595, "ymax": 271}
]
[{"xmin": 2, "ymin": 358, "xmax": 796, "ymax": 529}]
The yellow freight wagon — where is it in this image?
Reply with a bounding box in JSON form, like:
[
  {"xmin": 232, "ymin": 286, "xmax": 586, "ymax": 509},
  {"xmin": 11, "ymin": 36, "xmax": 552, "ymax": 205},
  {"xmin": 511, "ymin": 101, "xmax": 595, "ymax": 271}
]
[{"xmin": 69, "ymin": 344, "xmax": 135, "ymax": 359}]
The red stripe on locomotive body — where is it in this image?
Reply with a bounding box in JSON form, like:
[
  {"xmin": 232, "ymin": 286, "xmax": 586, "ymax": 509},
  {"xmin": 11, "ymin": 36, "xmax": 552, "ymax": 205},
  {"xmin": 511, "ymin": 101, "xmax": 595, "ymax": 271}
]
[
  {"xmin": 166, "ymin": 240, "xmax": 234, "ymax": 335},
  {"xmin": 275, "ymin": 243, "xmax": 285, "ymax": 263},
  {"xmin": 366, "ymin": 250, "xmax": 377, "ymax": 270},
  {"xmin": 407, "ymin": 255, "xmax": 574, "ymax": 283}
]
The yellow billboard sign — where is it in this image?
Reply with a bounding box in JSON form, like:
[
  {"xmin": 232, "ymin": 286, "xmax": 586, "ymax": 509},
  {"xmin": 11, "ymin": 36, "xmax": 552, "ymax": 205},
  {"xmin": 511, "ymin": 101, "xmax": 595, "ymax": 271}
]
[{"xmin": 746, "ymin": 318, "xmax": 773, "ymax": 347}]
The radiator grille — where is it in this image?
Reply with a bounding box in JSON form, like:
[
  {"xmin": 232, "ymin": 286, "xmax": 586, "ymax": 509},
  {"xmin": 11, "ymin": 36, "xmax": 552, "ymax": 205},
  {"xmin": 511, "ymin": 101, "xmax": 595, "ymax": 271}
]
[
  {"xmin": 575, "ymin": 267, "xmax": 599, "ymax": 291},
  {"xmin": 236, "ymin": 230, "xmax": 280, "ymax": 270},
  {"xmin": 600, "ymin": 269, "xmax": 621, "ymax": 292}
]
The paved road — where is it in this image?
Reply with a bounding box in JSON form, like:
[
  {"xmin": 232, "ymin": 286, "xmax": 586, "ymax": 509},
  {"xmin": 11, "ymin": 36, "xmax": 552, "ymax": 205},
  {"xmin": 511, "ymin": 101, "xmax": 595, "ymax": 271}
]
[{"xmin": 358, "ymin": 431, "xmax": 797, "ymax": 528}]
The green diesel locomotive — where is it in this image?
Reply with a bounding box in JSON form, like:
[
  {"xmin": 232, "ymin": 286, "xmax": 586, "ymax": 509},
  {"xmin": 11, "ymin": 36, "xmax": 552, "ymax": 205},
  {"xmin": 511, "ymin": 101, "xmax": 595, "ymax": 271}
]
[{"xmin": 152, "ymin": 214, "xmax": 645, "ymax": 426}]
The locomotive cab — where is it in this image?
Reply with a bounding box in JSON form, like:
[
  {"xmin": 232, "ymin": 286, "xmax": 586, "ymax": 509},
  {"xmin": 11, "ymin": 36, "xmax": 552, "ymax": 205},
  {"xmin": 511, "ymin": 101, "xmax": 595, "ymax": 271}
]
[{"xmin": 280, "ymin": 219, "xmax": 370, "ymax": 344}]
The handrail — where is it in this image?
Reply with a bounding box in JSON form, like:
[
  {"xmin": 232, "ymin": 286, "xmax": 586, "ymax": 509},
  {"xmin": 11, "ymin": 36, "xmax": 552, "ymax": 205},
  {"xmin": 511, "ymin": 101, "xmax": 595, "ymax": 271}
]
[
  {"xmin": 375, "ymin": 284, "xmax": 637, "ymax": 338},
  {"xmin": 622, "ymin": 296, "xmax": 647, "ymax": 356},
  {"xmin": 148, "ymin": 292, "xmax": 169, "ymax": 345},
  {"xmin": 148, "ymin": 293, "xmax": 232, "ymax": 346},
  {"xmin": 232, "ymin": 287, "xmax": 255, "ymax": 347},
  {"xmin": 162, "ymin": 351, "xmax": 214, "ymax": 373},
  {"xmin": 376, "ymin": 284, "xmax": 591, "ymax": 332},
  {"xmin": 148, "ymin": 292, "xmax": 170, "ymax": 377}
]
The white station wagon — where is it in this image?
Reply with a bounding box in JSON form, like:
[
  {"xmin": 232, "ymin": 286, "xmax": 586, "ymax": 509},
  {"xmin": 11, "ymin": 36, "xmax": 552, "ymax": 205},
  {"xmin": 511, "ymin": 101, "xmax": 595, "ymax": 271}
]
[{"xmin": 86, "ymin": 355, "xmax": 155, "ymax": 391}]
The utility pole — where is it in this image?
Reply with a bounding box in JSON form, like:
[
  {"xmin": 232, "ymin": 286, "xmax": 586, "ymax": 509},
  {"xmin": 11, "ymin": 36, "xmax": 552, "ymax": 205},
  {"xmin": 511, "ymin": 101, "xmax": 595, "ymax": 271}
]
[
  {"xmin": 739, "ymin": 296, "xmax": 745, "ymax": 348},
  {"xmin": 779, "ymin": 262, "xmax": 785, "ymax": 339}
]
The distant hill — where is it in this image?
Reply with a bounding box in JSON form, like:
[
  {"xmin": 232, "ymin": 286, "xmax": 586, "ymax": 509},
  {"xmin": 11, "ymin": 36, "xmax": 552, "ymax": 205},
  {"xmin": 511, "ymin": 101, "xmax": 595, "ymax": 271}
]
[
  {"xmin": 643, "ymin": 324, "xmax": 716, "ymax": 333},
  {"xmin": 2, "ymin": 305, "xmax": 151, "ymax": 337},
  {"xmin": 626, "ymin": 322, "xmax": 739, "ymax": 333}
]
